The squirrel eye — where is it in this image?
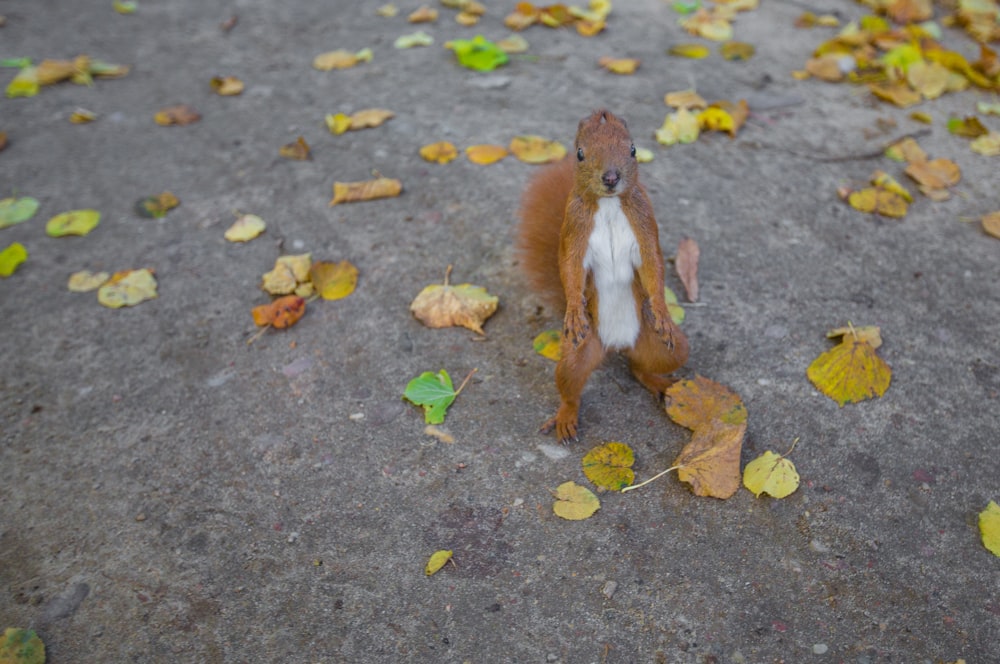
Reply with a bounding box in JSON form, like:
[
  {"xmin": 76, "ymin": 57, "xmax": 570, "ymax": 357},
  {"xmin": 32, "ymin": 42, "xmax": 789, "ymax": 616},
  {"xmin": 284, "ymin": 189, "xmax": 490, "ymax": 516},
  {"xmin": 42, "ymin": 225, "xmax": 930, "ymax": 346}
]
[
  {"xmin": 577, "ymin": 148, "xmax": 584, "ymax": 162},
  {"xmin": 630, "ymin": 144, "xmax": 636, "ymax": 158}
]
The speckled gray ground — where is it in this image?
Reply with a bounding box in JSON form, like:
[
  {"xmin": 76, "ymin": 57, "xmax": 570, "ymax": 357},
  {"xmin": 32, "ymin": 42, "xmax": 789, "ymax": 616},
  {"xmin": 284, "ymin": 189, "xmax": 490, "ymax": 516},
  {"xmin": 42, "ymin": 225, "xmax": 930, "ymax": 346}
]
[{"xmin": 1, "ymin": 1, "xmax": 999, "ymax": 662}]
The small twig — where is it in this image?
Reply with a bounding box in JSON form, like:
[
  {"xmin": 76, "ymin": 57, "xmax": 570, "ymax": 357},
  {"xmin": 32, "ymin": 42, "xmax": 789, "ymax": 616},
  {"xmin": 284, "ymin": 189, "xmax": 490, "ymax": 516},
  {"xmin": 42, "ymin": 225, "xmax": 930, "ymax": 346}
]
[
  {"xmin": 453, "ymin": 367, "xmax": 478, "ymax": 397},
  {"xmin": 621, "ymin": 465, "xmax": 682, "ymax": 493},
  {"xmin": 246, "ymin": 324, "xmax": 271, "ymax": 345}
]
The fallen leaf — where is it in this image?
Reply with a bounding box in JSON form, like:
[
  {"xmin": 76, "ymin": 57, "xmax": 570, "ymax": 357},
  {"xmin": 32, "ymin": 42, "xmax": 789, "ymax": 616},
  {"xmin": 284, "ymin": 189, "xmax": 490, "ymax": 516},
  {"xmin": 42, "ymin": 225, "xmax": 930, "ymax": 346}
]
[
  {"xmin": 552, "ymin": 481, "xmax": 601, "ymax": 520},
  {"xmin": 325, "ymin": 113, "xmax": 352, "ymax": 135},
  {"xmin": 309, "ymin": 260, "xmax": 358, "ymax": 300},
  {"xmin": 539, "ymin": 4, "xmax": 575, "ymax": 27},
  {"xmin": 970, "ymin": 132, "xmax": 1000, "ymax": 156},
  {"xmin": 680, "ymin": 9, "xmax": 733, "ymax": 41},
  {"xmin": 67, "ymin": 270, "xmax": 110, "ymax": 292},
  {"xmin": 983, "ymin": 211, "xmax": 1000, "ymax": 239},
  {"xmin": 0, "ymin": 627, "xmax": 45, "ymax": 664},
  {"xmin": 455, "ymin": 11, "xmax": 480, "ymax": 26},
  {"xmin": 807, "ymin": 325, "xmax": 891, "ymax": 406},
  {"xmin": 419, "ymin": 141, "xmax": 460, "ymax": 164},
  {"xmin": 0, "ymin": 131, "xmax": 6, "ymax": 151},
  {"xmin": 665, "ymin": 376, "xmax": 747, "ymax": 498},
  {"xmin": 210, "ymin": 75, "xmax": 244, "ymax": 95},
  {"xmin": 394, "ymin": 31, "xmax": 434, "ymax": 48},
  {"xmin": 655, "ymin": 108, "xmax": 700, "ymax": 146},
  {"xmin": 885, "ymin": 137, "xmax": 927, "ymax": 163},
  {"xmin": 0, "ymin": 242, "xmax": 27, "ymax": 277},
  {"xmin": 69, "ymin": 107, "xmax": 97, "ymax": 123},
  {"xmin": 5, "ymin": 66, "xmax": 40, "ymax": 98},
  {"xmin": 664, "ymin": 286, "xmax": 686, "ymax": 325},
  {"xmin": 826, "ymin": 324, "xmax": 882, "ymax": 349},
  {"xmin": 497, "ymin": 34, "xmax": 530, "ymax": 54},
  {"xmin": 668, "ymin": 43, "xmax": 711, "ymax": 59},
  {"xmin": 465, "ymin": 144, "xmax": 508, "ymax": 165},
  {"xmin": 262, "ymin": 254, "xmax": 312, "ymax": 295},
  {"xmin": 533, "ymin": 329, "xmax": 562, "ymax": 361},
  {"xmin": 980, "ymin": 501, "xmax": 1000, "ymax": 557},
  {"xmin": 582, "ymin": 442, "xmax": 635, "ymax": 491},
  {"xmin": 905, "ymin": 158, "xmax": 960, "ymax": 190},
  {"xmin": 446, "ymin": 36, "xmax": 509, "ymax": 71},
  {"xmin": 329, "ymin": 177, "xmax": 403, "ymax": 205},
  {"xmin": 978, "ymin": 101, "xmax": 1000, "ymax": 117},
  {"xmin": 224, "ymin": 214, "xmax": 266, "ymax": 242},
  {"xmin": 409, "ymin": 5, "xmax": 438, "ymax": 22},
  {"xmin": 909, "ymin": 111, "xmax": 933, "ymax": 124},
  {"xmin": 664, "ymin": 89, "xmax": 707, "ymax": 109},
  {"xmin": 947, "ymin": 115, "xmax": 989, "ymax": 138},
  {"xmin": 279, "ymin": 136, "xmax": 310, "ymax": 160},
  {"xmin": 504, "ymin": 3, "xmax": 539, "ymax": 30},
  {"xmin": 425, "ymin": 550, "xmax": 453, "ymax": 575},
  {"xmin": 423, "ymin": 425, "xmax": 455, "ymax": 444},
  {"xmin": 376, "ymin": 3, "xmax": 400, "ymax": 17},
  {"xmin": 698, "ymin": 107, "xmax": 734, "ymax": 135},
  {"xmin": 907, "ymin": 61, "xmax": 949, "ymax": 99},
  {"xmin": 635, "ymin": 146, "xmax": 654, "ymax": 163},
  {"xmin": 509, "ymin": 135, "xmax": 566, "ymax": 163},
  {"xmin": 410, "ymin": 268, "xmax": 499, "ymax": 335},
  {"xmin": 709, "ymin": 99, "xmax": 748, "ymax": 136},
  {"xmin": 403, "ymin": 369, "xmax": 460, "ymax": 424},
  {"xmin": 97, "ymin": 268, "xmax": 158, "ymax": 308},
  {"xmin": 720, "ymin": 41, "xmax": 754, "ymax": 60},
  {"xmin": 154, "ymin": 104, "xmax": 200, "ymax": 126},
  {"xmin": 313, "ymin": 48, "xmax": 373, "ymax": 70},
  {"xmin": 598, "ymin": 56, "xmax": 640, "ymax": 74},
  {"xmin": 0, "ymin": 197, "xmax": 40, "ymax": 228},
  {"xmin": 351, "ymin": 108, "xmax": 396, "ymax": 130},
  {"xmin": 743, "ymin": 449, "xmax": 800, "ymax": 498},
  {"xmin": 675, "ymin": 237, "xmax": 699, "ymax": 302},
  {"xmin": 135, "ymin": 191, "xmax": 179, "ymax": 218},
  {"xmin": 848, "ymin": 188, "xmax": 908, "ymax": 218},
  {"xmin": 45, "ymin": 209, "xmax": 100, "ymax": 237},
  {"xmin": 113, "ymin": 0, "xmax": 138, "ymax": 14},
  {"xmin": 871, "ymin": 170, "xmax": 913, "ymax": 202},
  {"xmin": 251, "ymin": 294, "xmax": 306, "ymax": 328}
]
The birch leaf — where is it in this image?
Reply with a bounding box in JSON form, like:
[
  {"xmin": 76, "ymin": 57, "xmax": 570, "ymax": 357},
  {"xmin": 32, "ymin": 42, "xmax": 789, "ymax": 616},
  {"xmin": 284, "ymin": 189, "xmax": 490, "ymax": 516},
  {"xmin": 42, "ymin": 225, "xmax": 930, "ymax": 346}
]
[
  {"xmin": 419, "ymin": 141, "xmax": 459, "ymax": 164},
  {"xmin": 807, "ymin": 326, "xmax": 891, "ymax": 406},
  {"xmin": 67, "ymin": 270, "xmax": 110, "ymax": 292},
  {"xmin": 97, "ymin": 268, "xmax": 158, "ymax": 308},
  {"xmin": 465, "ymin": 144, "xmax": 508, "ymax": 165},
  {"xmin": 425, "ymin": 550, "xmax": 453, "ymax": 575},
  {"xmin": 582, "ymin": 442, "xmax": 635, "ymax": 491},
  {"xmin": 410, "ymin": 273, "xmax": 498, "ymax": 335},
  {"xmin": 0, "ymin": 197, "xmax": 40, "ymax": 228},
  {"xmin": 46, "ymin": 209, "xmax": 100, "ymax": 237},
  {"xmin": 743, "ymin": 450, "xmax": 800, "ymax": 498},
  {"xmin": 552, "ymin": 481, "xmax": 600, "ymax": 520},
  {"xmin": 0, "ymin": 242, "xmax": 27, "ymax": 277},
  {"xmin": 224, "ymin": 214, "xmax": 266, "ymax": 242},
  {"xmin": 309, "ymin": 260, "xmax": 358, "ymax": 301},
  {"xmin": 509, "ymin": 135, "xmax": 566, "ymax": 163},
  {"xmin": 979, "ymin": 501, "xmax": 1000, "ymax": 557}
]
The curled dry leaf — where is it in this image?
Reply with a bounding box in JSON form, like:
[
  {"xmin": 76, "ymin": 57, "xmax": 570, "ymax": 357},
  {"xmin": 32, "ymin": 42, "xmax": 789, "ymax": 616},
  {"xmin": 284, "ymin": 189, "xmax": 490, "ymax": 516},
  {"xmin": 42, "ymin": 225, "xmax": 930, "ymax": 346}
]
[
  {"xmin": 425, "ymin": 550, "xmax": 453, "ymax": 576},
  {"xmin": 330, "ymin": 177, "xmax": 402, "ymax": 205},
  {"xmin": 135, "ymin": 191, "xmax": 179, "ymax": 218},
  {"xmin": 154, "ymin": 104, "xmax": 200, "ymax": 126},
  {"xmin": 720, "ymin": 41, "xmax": 754, "ymax": 61},
  {"xmin": 410, "ymin": 270, "xmax": 498, "ymax": 335},
  {"xmin": 655, "ymin": 109, "xmax": 699, "ymax": 146},
  {"xmin": 261, "ymin": 253, "xmax": 312, "ymax": 295},
  {"xmin": 251, "ymin": 295, "xmax": 306, "ymax": 329},
  {"xmin": 313, "ymin": 48, "xmax": 373, "ymax": 70},
  {"xmin": 210, "ymin": 75, "xmax": 244, "ymax": 95},
  {"xmin": 552, "ymin": 481, "xmax": 600, "ymax": 520},
  {"xmin": 279, "ymin": 136, "xmax": 310, "ymax": 160},
  {"xmin": 497, "ymin": 35, "xmax": 530, "ymax": 54},
  {"xmin": 70, "ymin": 108, "xmax": 97, "ymax": 123},
  {"xmin": 675, "ymin": 237, "xmax": 700, "ymax": 302},
  {"xmin": 408, "ymin": 5, "xmax": 438, "ymax": 22},
  {"xmin": 465, "ymin": 144, "xmax": 508, "ymax": 165},
  {"xmin": 668, "ymin": 43, "xmax": 711, "ymax": 59},
  {"xmin": 350, "ymin": 108, "xmax": 395, "ymax": 128},
  {"xmin": 419, "ymin": 141, "xmax": 459, "ymax": 164},
  {"xmin": 97, "ymin": 268, "xmax": 158, "ymax": 308},
  {"xmin": 394, "ymin": 31, "xmax": 434, "ymax": 49},
  {"xmin": 598, "ymin": 57, "xmax": 640, "ymax": 74},
  {"xmin": 509, "ymin": 136, "xmax": 566, "ymax": 163}
]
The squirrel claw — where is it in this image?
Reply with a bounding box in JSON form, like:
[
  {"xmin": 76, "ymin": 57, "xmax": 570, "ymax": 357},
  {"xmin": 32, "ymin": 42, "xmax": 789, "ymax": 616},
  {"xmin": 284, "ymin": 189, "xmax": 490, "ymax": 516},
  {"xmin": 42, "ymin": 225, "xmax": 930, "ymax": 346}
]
[
  {"xmin": 540, "ymin": 414, "xmax": 579, "ymax": 444},
  {"xmin": 563, "ymin": 308, "xmax": 591, "ymax": 349}
]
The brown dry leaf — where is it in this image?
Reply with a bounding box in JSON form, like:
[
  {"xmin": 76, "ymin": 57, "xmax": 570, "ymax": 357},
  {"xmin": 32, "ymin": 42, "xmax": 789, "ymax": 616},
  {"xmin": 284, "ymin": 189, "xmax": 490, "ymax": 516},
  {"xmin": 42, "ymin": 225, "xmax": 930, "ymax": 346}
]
[
  {"xmin": 313, "ymin": 48, "xmax": 373, "ymax": 71},
  {"xmin": 905, "ymin": 158, "xmax": 960, "ymax": 190},
  {"xmin": 706, "ymin": 99, "xmax": 748, "ymax": 137},
  {"xmin": 210, "ymin": 75, "xmax": 244, "ymax": 95},
  {"xmin": 665, "ymin": 376, "xmax": 747, "ymax": 499},
  {"xmin": 350, "ymin": 108, "xmax": 395, "ymax": 129},
  {"xmin": 664, "ymin": 89, "xmax": 708, "ymax": 110},
  {"xmin": 886, "ymin": 0, "xmax": 932, "ymax": 24},
  {"xmin": 279, "ymin": 136, "xmax": 311, "ymax": 160},
  {"xmin": 465, "ymin": 144, "xmax": 509, "ymax": 165},
  {"xmin": 886, "ymin": 137, "xmax": 927, "ymax": 163},
  {"xmin": 504, "ymin": 3, "xmax": 539, "ymax": 30},
  {"xmin": 598, "ymin": 57, "xmax": 640, "ymax": 75},
  {"xmin": 869, "ymin": 82, "xmax": 922, "ymax": 108},
  {"xmin": 409, "ymin": 5, "xmax": 438, "ymax": 22},
  {"xmin": 419, "ymin": 141, "xmax": 459, "ymax": 164},
  {"xmin": 252, "ymin": 295, "xmax": 306, "ymax": 329},
  {"xmin": 410, "ymin": 267, "xmax": 499, "ymax": 335},
  {"xmin": 509, "ymin": 135, "xmax": 566, "ymax": 163},
  {"xmin": 675, "ymin": 237, "xmax": 700, "ymax": 302},
  {"xmin": 70, "ymin": 108, "xmax": 97, "ymax": 124},
  {"xmin": 154, "ymin": 104, "xmax": 200, "ymax": 126},
  {"xmin": 906, "ymin": 61, "xmax": 949, "ymax": 99},
  {"xmin": 330, "ymin": 177, "xmax": 403, "ymax": 205},
  {"xmin": 982, "ymin": 211, "xmax": 1000, "ymax": 239},
  {"xmin": 540, "ymin": 4, "xmax": 575, "ymax": 27}
]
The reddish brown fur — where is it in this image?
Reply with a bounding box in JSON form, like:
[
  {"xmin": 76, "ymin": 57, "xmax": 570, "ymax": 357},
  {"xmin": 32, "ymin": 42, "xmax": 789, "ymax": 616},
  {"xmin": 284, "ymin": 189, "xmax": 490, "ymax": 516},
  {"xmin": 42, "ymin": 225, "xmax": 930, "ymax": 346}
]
[{"xmin": 517, "ymin": 109, "xmax": 689, "ymax": 442}]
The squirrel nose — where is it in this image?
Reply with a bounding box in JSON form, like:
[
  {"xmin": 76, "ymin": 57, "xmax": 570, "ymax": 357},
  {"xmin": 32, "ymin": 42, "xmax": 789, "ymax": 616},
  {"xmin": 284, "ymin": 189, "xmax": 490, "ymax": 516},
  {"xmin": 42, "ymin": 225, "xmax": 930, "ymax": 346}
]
[{"xmin": 602, "ymin": 169, "xmax": 621, "ymax": 189}]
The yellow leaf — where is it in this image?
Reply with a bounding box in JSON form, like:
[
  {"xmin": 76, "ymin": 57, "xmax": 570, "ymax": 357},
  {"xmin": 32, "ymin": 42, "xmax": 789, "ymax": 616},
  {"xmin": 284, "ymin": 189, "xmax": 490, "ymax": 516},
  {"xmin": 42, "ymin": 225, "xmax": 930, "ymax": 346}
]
[
  {"xmin": 455, "ymin": 11, "xmax": 480, "ymax": 26},
  {"xmin": 97, "ymin": 268, "xmax": 158, "ymax": 308},
  {"xmin": 0, "ymin": 242, "xmax": 28, "ymax": 277},
  {"xmin": 909, "ymin": 111, "xmax": 933, "ymax": 124},
  {"xmin": 906, "ymin": 61, "xmax": 949, "ymax": 100},
  {"xmin": 885, "ymin": 137, "xmax": 927, "ymax": 164},
  {"xmin": 408, "ymin": 5, "xmax": 438, "ymax": 22},
  {"xmin": 532, "ymin": 329, "xmax": 562, "ymax": 361},
  {"xmin": 634, "ymin": 146, "xmax": 654, "ymax": 163},
  {"xmin": 465, "ymin": 144, "xmax": 509, "ymax": 165},
  {"xmin": 552, "ymin": 481, "xmax": 600, "ymax": 520},
  {"xmin": 210, "ymin": 75, "xmax": 244, "ymax": 95},
  {"xmin": 394, "ymin": 31, "xmax": 434, "ymax": 48},
  {"xmin": 419, "ymin": 141, "xmax": 459, "ymax": 164},
  {"xmin": 410, "ymin": 273, "xmax": 499, "ymax": 335},
  {"xmin": 668, "ymin": 43, "xmax": 711, "ymax": 59},
  {"xmin": 224, "ymin": 214, "xmax": 267, "ymax": 242},
  {"xmin": 848, "ymin": 188, "xmax": 908, "ymax": 218},
  {"xmin": 655, "ymin": 108, "xmax": 700, "ymax": 146},
  {"xmin": 330, "ymin": 177, "xmax": 403, "ymax": 205},
  {"xmin": 905, "ymin": 158, "xmax": 961, "ymax": 190},
  {"xmin": 826, "ymin": 325, "xmax": 882, "ymax": 349},
  {"xmin": 979, "ymin": 501, "xmax": 1000, "ymax": 557},
  {"xmin": 376, "ymin": 3, "xmax": 399, "ymax": 17},
  {"xmin": 698, "ymin": 107, "xmax": 734, "ymax": 134},
  {"xmin": 598, "ymin": 56, "xmax": 639, "ymax": 74},
  {"xmin": 154, "ymin": 104, "xmax": 200, "ymax": 126},
  {"xmin": 983, "ymin": 211, "xmax": 1000, "ymax": 239},
  {"xmin": 309, "ymin": 260, "xmax": 358, "ymax": 300},
  {"xmin": 680, "ymin": 9, "xmax": 733, "ymax": 41},
  {"xmin": 869, "ymin": 82, "xmax": 922, "ymax": 108},
  {"xmin": 743, "ymin": 450, "xmax": 800, "ymax": 498},
  {"xmin": 807, "ymin": 329, "xmax": 891, "ymax": 406},
  {"xmin": 313, "ymin": 48, "xmax": 372, "ymax": 71},
  {"xmin": 508, "ymin": 135, "xmax": 566, "ymax": 163},
  {"xmin": 970, "ymin": 132, "xmax": 1000, "ymax": 157},
  {"xmin": 325, "ymin": 113, "xmax": 352, "ymax": 135},
  {"xmin": 46, "ymin": 209, "xmax": 101, "ymax": 237},
  {"xmin": 261, "ymin": 254, "xmax": 312, "ymax": 295},
  {"xmin": 279, "ymin": 136, "xmax": 310, "ymax": 160},
  {"xmin": 582, "ymin": 442, "xmax": 635, "ymax": 491},
  {"xmin": 497, "ymin": 35, "xmax": 530, "ymax": 54},
  {"xmin": 720, "ymin": 41, "xmax": 754, "ymax": 60},
  {"xmin": 70, "ymin": 107, "xmax": 97, "ymax": 123},
  {"xmin": 67, "ymin": 270, "xmax": 110, "ymax": 292},
  {"xmin": 664, "ymin": 89, "xmax": 707, "ymax": 109},
  {"xmin": 350, "ymin": 108, "xmax": 395, "ymax": 129},
  {"xmin": 425, "ymin": 549, "xmax": 453, "ymax": 575},
  {"xmin": 871, "ymin": 170, "xmax": 913, "ymax": 202}
]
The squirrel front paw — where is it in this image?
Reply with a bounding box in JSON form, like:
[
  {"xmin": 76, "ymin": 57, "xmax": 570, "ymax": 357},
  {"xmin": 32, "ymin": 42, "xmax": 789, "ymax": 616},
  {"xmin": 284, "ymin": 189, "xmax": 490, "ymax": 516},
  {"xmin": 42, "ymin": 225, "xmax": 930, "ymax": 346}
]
[
  {"xmin": 562, "ymin": 307, "xmax": 591, "ymax": 349},
  {"xmin": 540, "ymin": 409, "xmax": 579, "ymax": 444},
  {"xmin": 643, "ymin": 300, "xmax": 676, "ymax": 350}
]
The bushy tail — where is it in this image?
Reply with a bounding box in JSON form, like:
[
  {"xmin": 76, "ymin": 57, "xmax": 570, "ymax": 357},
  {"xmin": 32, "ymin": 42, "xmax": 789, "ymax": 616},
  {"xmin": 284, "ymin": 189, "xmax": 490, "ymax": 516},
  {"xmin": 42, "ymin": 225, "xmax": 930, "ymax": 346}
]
[{"xmin": 516, "ymin": 157, "xmax": 574, "ymax": 311}]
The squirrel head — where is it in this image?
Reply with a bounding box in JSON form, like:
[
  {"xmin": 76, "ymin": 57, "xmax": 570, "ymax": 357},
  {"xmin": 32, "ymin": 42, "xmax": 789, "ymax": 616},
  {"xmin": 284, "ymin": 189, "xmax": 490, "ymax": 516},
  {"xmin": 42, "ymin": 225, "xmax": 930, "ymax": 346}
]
[{"xmin": 573, "ymin": 109, "xmax": 638, "ymax": 200}]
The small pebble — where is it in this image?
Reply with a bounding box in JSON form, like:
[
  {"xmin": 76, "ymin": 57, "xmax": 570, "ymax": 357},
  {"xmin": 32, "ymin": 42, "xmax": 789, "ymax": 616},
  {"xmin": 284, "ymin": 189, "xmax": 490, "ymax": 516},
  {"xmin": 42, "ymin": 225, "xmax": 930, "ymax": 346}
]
[
  {"xmin": 135, "ymin": 513, "xmax": 146, "ymax": 522},
  {"xmin": 813, "ymin": 643, "xmax": 828, "ymax": 655},
  {"xmin": 287, "ymin": 532, "xmax": 299, "ymax": 543},
  {"xmin": 601, "ymin": 580, "xmax": 618, "ymax": 599}
]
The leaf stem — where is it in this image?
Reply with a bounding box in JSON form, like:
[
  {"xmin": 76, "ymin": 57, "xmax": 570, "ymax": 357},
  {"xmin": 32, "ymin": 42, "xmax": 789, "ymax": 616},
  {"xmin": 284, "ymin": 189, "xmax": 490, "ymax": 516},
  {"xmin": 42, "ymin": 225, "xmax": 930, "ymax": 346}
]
[
  {"xmin": 246, "ymin": 324, "xmax": 271, "ymax": 345},
  {"xmin": 443, "ymin": 263, "xmax": 453, "ymax": 287},
  {"xmin": 620, "ymin": 465, "xmax": 681, "ymax": 493},
  {"xmin": 453, "ymin": 367, "xmax": 478, "ymax": 397},
  {"xmin": 782, "ymin": 437, "xmax": 800, "ymax": 458}
]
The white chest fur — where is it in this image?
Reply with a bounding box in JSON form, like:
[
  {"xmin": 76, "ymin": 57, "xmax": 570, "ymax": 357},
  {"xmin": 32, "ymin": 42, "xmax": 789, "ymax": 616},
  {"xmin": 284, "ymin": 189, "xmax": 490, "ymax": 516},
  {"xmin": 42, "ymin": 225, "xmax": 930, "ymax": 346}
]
[{"xmin": 583, "ymin": 197, "xmax": 642, "ymax": 349}]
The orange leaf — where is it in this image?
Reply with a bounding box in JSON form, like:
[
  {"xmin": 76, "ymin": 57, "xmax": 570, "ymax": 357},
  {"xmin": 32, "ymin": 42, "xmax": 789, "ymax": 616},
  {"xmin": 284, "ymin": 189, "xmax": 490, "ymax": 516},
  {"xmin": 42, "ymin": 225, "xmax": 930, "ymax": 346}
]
[
  {"xmin": 154, "ymin": 104, "xmax": 201, "ymax": 126},
  {"xmin": 252, "ymin": 295, "xmax": 306, "ymax": 329},
  {"xmin": 279, "ymin": 136, "xmax": 311, "ymax": 160},
  {"xmin": 465, "ymin": 144, "xmax": 509, "ymax": 165}
]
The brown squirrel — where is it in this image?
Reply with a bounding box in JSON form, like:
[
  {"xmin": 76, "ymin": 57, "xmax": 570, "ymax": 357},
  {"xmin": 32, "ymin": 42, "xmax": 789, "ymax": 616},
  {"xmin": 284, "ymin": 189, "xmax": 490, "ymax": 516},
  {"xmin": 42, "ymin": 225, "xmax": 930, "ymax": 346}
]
[{"xmin": 517, "ymin": 109, "xmax": 689, "ymax": 442}]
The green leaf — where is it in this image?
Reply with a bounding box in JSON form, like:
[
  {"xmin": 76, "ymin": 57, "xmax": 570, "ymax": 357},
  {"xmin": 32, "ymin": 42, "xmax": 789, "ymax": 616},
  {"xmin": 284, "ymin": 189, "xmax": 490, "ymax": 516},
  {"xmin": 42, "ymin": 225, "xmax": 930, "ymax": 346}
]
[
  {"xmin": 0, "ymin": 197, "xmax": 40, "ymax": 229},
  {"xmin": 5, "ymin": 66, "xmax": 39, "ymax": 98},
  {"xmin": 403, "ymin": 370, "xmax": 457, "ymax": 424},
  {"xmin": 0, "ymin": 58, "xmax": 32, "ymax": 68},
  {"xmin": 448, "ymin": 36, "xmax": 509, "ymax": 72},
  {"xmin": 664, "ymin": 286, "xmax": 685, "ymax": 325},
  {"xmin": 0, "ymin": 627, "xmax": 46, "ymax": 664},
  {"xmin": 0, "ymin": 242, "xmax": 28, "ymax": 277},
  {"xmin": 672, "ymin": 0, "xmax": 701, "ymax": 14}
]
